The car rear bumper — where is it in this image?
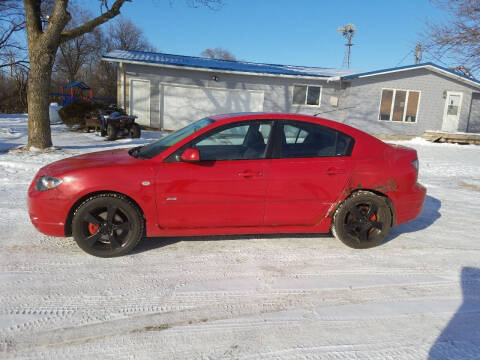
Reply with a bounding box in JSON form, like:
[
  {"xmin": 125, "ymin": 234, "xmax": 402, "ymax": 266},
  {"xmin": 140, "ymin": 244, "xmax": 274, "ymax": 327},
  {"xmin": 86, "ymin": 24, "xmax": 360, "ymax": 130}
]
[{"xmin": 393, "ymin": 183, "xmax": 427, "ymax": 225}]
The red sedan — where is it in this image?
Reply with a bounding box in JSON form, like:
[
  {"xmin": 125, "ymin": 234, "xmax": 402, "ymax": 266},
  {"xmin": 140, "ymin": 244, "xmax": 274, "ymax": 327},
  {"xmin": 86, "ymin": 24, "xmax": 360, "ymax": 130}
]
[{"xmin": 28, "ymin": 113, "xmax": 426, "ymax": 257}]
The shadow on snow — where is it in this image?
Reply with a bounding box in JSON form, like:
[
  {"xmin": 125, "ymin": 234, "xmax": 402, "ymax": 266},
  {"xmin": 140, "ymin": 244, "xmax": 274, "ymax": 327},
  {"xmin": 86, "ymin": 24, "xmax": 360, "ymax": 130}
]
[
  {"xmin": 385, "ymin": 194, "xmax": 441, "ymax": 243},
  {"xmin": 429, "ymin": 267, "xmax": 480, "ymax": 359}
]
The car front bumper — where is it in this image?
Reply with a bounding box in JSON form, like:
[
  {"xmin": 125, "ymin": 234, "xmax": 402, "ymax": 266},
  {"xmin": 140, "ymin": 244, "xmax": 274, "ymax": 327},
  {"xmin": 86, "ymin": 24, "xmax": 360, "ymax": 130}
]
[{"xmin": 28, "ymin": 184, "xmax": 69, "ymax": 237}]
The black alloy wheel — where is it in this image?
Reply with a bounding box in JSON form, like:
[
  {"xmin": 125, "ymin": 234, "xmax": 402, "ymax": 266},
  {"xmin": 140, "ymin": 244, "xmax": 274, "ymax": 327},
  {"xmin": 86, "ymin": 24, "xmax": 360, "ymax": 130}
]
[
  {"xmin": 332, "ymin": 191, "xmax": 392, "ymax": 249},
  {"xmin": 72, "ymin": 194, "xmax": 144, "ymax": 257}
]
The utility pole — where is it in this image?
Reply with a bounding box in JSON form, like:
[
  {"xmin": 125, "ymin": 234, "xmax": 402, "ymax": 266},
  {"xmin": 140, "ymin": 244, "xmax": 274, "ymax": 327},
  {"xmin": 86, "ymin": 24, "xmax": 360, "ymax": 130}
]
[{"xmin": 414, "ymin": 43, "xmax": 422, "ymax": 64}]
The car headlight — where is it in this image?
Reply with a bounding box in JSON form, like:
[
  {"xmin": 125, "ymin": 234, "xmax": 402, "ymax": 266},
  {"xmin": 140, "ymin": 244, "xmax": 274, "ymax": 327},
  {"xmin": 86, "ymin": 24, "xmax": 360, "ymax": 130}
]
[{"xmin": 35, "ymin": 176, "xmax": 63, "ymax": 191}]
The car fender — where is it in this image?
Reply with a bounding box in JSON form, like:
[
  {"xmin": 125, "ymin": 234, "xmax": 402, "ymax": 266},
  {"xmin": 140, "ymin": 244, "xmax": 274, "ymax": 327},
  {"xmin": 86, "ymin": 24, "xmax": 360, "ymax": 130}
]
[{"xmin": 61, "ymin": 166, "xmax": 158, "ymax": 236}]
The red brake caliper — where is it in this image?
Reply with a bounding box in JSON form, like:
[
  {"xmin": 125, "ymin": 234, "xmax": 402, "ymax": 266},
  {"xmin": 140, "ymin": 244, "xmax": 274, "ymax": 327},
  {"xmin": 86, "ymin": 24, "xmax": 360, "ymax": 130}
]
[{"xmin": 88, "ymin": 223, "xmax": 99, "ymax": 235}]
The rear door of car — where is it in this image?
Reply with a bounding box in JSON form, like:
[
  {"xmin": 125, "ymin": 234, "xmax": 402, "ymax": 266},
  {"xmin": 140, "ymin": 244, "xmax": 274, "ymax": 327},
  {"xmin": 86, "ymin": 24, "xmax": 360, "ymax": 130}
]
[
  {"xmin": 155, "ymin": 120, "xmax": 274, "ymax": 229},
  {"xmin": 264, "ymin": 120, "xmax": 354, "ymax": 227}
]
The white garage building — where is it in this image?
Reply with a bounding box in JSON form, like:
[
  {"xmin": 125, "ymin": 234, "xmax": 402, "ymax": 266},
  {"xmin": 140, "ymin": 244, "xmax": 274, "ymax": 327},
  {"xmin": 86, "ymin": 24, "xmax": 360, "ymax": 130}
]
[
  {"xmin": 102, "ymin": 50, "xmax": 356, "ymax": 130},
  {"xmin": 102, "ymin": 49, "xmax": 480, "ymax": 134}
]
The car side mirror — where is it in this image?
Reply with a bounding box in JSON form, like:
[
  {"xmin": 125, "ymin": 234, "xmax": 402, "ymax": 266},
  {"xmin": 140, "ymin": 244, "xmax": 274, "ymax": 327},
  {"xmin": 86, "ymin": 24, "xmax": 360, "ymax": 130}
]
[{"xmin": 180, "ymin": 148, "xmax": 200, "ymax": 162}]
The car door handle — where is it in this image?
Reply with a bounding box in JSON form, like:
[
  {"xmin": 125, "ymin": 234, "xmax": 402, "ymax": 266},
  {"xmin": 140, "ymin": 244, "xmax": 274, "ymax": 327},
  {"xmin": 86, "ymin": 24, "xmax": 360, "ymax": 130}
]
[
  {"xmin": 327, "ymin": 167, "xmax": 346, "ymax": 175},
  {"xmin": 238, "ymin": 171, "xmax": 263, "ymax": 178}
]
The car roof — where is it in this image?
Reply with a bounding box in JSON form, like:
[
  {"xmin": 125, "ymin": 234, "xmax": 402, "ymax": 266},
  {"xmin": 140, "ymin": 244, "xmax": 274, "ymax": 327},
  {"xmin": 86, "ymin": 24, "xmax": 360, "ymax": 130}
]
[
  {"xmin": 207, "ymin": 112, "xmax": 388, "ymax": 156},
  {"xmin": 156, "ymin": 112, "xmax": 387, "ymax": 162},
  {"xmin": 209, "ymin": 112, "xmax": 369, "ymax": 137},
  {"xmin": 210, "ymin": 112, "xmax": 305, "ymax": 121}
]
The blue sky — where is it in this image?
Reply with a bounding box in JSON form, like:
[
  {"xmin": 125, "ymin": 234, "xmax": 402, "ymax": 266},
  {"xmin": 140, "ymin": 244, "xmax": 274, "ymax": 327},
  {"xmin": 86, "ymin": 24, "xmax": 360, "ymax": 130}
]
[{"xmin": 86, "ymin": 0, "xmax": 448, "ymax": 72}]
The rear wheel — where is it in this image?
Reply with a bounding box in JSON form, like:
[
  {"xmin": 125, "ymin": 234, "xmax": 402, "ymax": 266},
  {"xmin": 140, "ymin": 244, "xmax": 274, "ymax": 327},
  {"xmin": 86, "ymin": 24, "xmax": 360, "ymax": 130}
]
[
  {"xmin": 106, "ymin": 123, "xmax": 118, "ymax": 140},
  {"xmin": 72, "ymin": 194, "xmax": 144, "ymax": 257},
  {"xmin": 130, "ymin": 123, "xmax": 141, "ymax": 138},
  {"xmin": 332, "ymin": 191, "xmax": 392, "ymax": 249}
]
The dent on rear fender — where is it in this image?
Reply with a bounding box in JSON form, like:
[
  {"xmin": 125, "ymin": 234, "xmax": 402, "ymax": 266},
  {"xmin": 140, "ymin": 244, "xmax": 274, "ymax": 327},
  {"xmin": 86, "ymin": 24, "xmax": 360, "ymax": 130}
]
[
  {"xmin": 340, "ymin": 179, "xmax": 398, "ymax": 197},
  {"xmin": 374, "ymin": 179, "xmax": 398, "ymax": 193},
  {"xmin": 326, "ymin": 179, "xmax": 398, "ymax": 218}
]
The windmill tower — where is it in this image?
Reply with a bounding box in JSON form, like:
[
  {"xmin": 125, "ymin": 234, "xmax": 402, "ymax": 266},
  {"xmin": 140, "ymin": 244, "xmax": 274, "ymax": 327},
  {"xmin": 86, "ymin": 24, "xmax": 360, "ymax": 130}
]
[{"xmin": 338, "ymin": 24, "xmax": 356, "ymax": 68}]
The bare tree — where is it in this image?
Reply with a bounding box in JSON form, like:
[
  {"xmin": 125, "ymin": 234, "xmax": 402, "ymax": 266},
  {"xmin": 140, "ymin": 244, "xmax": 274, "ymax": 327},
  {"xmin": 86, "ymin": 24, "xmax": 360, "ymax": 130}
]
[
  {"xmin": 0, "ymin": 65, "xmax": 28, "ymax": 113},
  {"xmin": 23, "ymin": 0, "xmax": 131, "ymax": 149},
  {"xmin": 88, "ymin": 17, "xmax": 156, "ymax": 98},
  {"xmin": 21, "ymin": 0, "xmax": 223, "ymax": 149},
  {"xmin": 200, "ymin": 47, "xmax": 236, "ymax": 61},
  {"xmin": 424, "ymin": 0, "xmax": 480, "ymax": 74},
  {"xmin": 0, "ymin": 1, "xmax": 28, "ymax": 113},
  {"xmin": 55, "ymin": 8, "xmax": 102, "ymax": 83},
  {"xmin": 0, "ymin": 1, "xmax": 27, "ymax": 71},
  {"xmin": 106, "ymin": 17, "xmax": 156, "ymax": 52}
]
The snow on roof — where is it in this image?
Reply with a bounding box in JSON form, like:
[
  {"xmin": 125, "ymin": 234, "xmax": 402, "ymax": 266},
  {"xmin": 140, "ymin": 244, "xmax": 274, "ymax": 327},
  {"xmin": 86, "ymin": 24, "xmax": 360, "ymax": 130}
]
[{"xmin": 102, "ymin": 50, "xmax": 358, "ymax": 78}]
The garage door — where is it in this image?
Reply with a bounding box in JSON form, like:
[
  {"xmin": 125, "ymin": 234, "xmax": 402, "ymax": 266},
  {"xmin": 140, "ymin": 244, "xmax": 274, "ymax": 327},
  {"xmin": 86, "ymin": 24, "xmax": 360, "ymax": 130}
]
[
  {"xmin": 130, "ymin": 80, "xmax": 150, "ymax": 127},
  {"xmin": 162, "ymin": 85, "xmax": 264, "ymax": 130}
]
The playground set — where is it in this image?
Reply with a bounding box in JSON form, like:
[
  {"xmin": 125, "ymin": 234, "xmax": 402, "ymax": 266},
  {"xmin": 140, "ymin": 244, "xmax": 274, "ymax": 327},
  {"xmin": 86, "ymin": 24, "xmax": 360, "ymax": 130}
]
[{"xmin": 51, "ymin": 81, "xmax": 115, "ymax": 106}]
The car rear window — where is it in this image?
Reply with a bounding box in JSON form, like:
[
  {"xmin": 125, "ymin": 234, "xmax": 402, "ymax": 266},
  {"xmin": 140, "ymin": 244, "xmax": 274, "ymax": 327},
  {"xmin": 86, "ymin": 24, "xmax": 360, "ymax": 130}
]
[{"xmin": 277, "ymin": 121, "xmax": 354, "ymax": 158}]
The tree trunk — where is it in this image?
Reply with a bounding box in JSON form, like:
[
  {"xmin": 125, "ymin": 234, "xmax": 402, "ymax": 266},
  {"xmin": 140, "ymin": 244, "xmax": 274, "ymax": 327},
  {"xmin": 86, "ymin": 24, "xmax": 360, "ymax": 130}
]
[{"xmin": 27, "ymin": 47, "xmax": 57, "ymax": 149}]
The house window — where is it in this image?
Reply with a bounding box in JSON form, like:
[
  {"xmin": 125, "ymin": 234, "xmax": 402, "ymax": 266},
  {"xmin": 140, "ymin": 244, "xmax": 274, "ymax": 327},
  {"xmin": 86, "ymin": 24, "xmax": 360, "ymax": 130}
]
[
  {"xmin": 379, "ymin": 89, "xmax": 420, "ymax": 123},
  {"xmin": 293, "ymin": 85, "xmax": 322, "ymax": 106}
]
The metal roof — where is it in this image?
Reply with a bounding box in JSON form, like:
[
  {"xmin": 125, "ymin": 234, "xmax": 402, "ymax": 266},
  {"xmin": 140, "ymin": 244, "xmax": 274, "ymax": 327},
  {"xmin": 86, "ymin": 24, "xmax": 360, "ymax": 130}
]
[
  {"xmin": 343, "ymin": 62, "xmax": 480, "ymax": 87},
  {"xmin": 63, "ymin": 81, "xmax": 91, "ymax": 89},
  {"xmin": 102, "ymin": 50, "xmax": 358, "ymax": 78},
  {"xmin": 102, "ymin": 50, "xmax": 480, "ymax": 88}
]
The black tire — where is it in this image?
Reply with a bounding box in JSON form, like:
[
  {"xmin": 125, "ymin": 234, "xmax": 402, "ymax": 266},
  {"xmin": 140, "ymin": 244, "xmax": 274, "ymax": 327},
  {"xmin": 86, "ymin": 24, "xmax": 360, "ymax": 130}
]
[
  {"xmin": 72, "ymin": 193, "xmax": 144, "ymax": 257},
  {"xmin": 106, "ymin": 123, "xmax": 118, "ymax": 141},
  {"xmin": 130, "ymin": 123, "xmax": 141, "ymax": 138},
  {"xmin": 332, "ymin": 191, "xmax": 392, "ymax": 249}
]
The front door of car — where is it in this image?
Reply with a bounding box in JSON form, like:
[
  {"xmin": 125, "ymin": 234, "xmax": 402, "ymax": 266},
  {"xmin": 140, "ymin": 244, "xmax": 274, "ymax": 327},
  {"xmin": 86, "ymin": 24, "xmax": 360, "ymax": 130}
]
[
  {"xmin": 155, "ymin": 121, "xmax": 273, "ymax": 229},
  {"xmin": 264, "ymin": 121, "xmax": 354, "ymax": 227}
]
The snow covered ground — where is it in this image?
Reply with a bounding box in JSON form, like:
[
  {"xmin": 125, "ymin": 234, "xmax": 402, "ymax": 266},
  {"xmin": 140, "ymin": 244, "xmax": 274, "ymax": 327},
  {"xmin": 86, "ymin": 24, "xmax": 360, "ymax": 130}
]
[{"xmin": 0, "ymin": 114, "xmax": 479, "ymax": 359}]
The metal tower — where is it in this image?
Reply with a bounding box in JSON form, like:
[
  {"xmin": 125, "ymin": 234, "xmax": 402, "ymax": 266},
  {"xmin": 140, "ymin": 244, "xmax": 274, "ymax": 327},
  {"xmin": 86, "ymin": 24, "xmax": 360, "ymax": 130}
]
[{"xmin": 338, "ymin": 24, "xmax": 356, "ymax": 68}]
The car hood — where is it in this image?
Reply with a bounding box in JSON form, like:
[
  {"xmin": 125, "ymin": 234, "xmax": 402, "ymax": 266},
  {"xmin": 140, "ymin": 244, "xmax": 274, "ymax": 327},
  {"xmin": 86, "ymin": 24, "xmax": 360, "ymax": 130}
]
[{"xmin": 39, "ymin": 148, "xmax": 139, "ymax": 176}]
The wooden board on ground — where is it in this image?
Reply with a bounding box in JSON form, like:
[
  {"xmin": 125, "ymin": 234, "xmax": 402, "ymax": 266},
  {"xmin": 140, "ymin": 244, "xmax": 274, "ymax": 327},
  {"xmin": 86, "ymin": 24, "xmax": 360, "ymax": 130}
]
[{"xmin": 422, "ymin": 131, "xmax": 480, "ymax": 145}]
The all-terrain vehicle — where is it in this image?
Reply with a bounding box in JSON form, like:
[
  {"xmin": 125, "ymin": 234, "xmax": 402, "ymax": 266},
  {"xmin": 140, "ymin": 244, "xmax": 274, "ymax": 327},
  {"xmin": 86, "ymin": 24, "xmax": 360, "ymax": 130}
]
[
  {"xmin": 101, "ymin": 111, "xmax": 141, "ymax": 141},
  {"xmin": 85, "ymin": 105, "xmax": 141, "ymax": 141}
]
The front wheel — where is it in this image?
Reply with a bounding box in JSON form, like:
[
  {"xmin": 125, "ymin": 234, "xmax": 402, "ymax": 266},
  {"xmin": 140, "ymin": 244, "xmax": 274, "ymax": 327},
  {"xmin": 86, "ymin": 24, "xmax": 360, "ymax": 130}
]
[
  {"xmin": 332, "ymin": 191, "xmax": 392, "ymax": 249},
  {"xmin": 72, "ymin": 194, "xmax": 144, "ymax": 257}
]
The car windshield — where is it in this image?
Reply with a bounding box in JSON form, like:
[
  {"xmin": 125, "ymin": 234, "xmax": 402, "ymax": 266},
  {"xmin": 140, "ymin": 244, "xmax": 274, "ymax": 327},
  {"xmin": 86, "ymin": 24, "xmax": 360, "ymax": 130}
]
[{"xmin": 134, "ymin": 117, "xmax": 214, "ymax": 159}]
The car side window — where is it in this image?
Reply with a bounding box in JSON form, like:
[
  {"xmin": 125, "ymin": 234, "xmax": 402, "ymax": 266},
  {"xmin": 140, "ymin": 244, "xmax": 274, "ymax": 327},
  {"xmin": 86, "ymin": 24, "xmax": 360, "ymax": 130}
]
[
  {"xmin": 284, "ymin": 124, "xmax": 309, "ymax": 144},
  {"xmin": 191, "ymin": 121, "xmax": 273, "ymax": 161},
  {"xmin": 278, "ymin": 121, "xmax": 354, "ymax": 158}
]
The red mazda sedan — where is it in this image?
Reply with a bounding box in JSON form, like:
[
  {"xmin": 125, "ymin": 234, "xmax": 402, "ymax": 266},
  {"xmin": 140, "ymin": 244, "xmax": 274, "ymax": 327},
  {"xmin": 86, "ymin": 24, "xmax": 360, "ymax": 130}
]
[{"xmin": 28, "ymin": 113, "xmax": 426, "ymax": 257}]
